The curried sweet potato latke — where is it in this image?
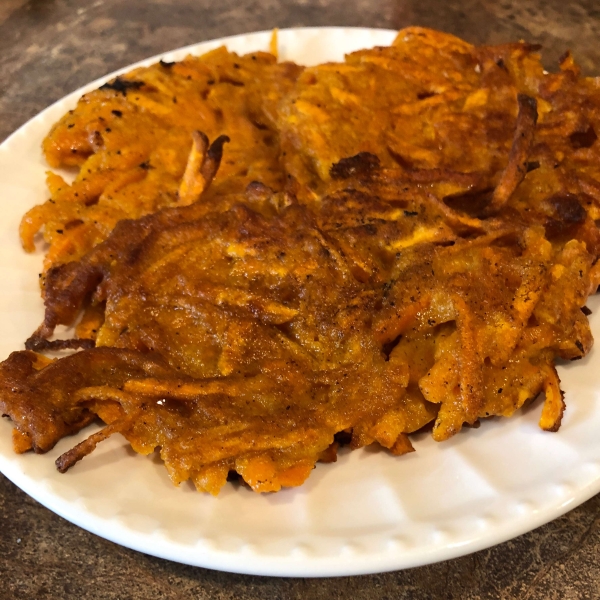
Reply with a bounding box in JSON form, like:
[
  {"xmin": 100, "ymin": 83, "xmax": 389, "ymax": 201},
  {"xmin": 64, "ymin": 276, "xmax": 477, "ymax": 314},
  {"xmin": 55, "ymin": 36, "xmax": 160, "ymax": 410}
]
[{"xmin": 3, "ymin": 27, "xmax": 600, "ymax": 494}]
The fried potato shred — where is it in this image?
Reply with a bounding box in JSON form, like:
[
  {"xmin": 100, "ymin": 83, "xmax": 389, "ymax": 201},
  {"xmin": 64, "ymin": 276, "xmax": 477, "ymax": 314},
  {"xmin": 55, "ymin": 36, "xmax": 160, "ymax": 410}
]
[{"xmin": 2, "ymin": 28, "xmax": 600, "ymax": 494}]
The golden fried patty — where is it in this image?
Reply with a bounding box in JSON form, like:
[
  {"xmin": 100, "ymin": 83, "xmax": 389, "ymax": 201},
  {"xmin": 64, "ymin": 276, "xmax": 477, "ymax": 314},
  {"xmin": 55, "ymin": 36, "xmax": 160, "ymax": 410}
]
[{"xmin": 2, "ymin": 28, "xmax": 600, "ymax": 494}]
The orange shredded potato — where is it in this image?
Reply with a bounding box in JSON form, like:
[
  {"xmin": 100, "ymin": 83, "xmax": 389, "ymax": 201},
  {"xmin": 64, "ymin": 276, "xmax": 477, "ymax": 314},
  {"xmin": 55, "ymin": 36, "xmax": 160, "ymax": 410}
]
[{"xmin": 1, "ymin": 28, "xmax": 600, "ymax": 494}]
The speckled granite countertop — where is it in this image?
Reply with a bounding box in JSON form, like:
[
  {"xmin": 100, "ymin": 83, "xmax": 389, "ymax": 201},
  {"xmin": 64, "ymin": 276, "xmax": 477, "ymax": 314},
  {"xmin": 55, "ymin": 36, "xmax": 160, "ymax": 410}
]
[{"xmin": 1, "ymin": 1, "xmax": 600, "ymax": 598}]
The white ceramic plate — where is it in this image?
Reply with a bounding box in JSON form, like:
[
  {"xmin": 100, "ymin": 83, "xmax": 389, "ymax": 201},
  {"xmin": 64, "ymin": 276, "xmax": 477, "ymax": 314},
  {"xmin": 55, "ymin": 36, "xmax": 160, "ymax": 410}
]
[{"xmin": 0, "ymin": 27, "xmax": 599, "ymax": 578}]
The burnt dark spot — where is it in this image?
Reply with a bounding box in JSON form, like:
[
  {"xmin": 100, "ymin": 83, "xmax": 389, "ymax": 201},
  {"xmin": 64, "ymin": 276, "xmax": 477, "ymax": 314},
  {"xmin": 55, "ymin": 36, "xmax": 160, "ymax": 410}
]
[
  {"xmin": 226, "ymin": 470, "xmax": 241, "ymax": 482},
  {"xmin": 526, "ymin": 160, "xmax": 540, "ymax": 172},
  {"xmin": 386, "ymin": 199, "xmax": 409, "ymax": 210},
  {"xmin": 251, "ymin": 119, "xmax": 268, "ymax": 130},
  {"xmin": 362, "ymin": 223, "xmax": 378, "ymax": 235},
  {"xmin": 99, "ymin": 77, "xmax": 144, "ymax": 95},
  {"xmin": 417, "ymin": 90, "xmax": 436, "ymax": 100},
  {"xmin": 517, "ymin": 94, "xmax": 538, "ymax": 124},
  {"xmin": 547, "ymin": 193, "xmax": 586, "ymax": 223},
  {"xmin": 525, "ymin": 43, "xmax": 543, "ymax": 52},
  {"xmin": 219, "ymin": 77, "xmax": 244, "ymax": 87},
  {"xmin": 581, "ymin": 305, "xmax": 592, "ymax": 316},
  {"xmin": 569, "ymin": 125, "xmax": 597, "ymax": 150},
  {"xmin": 334, "ymin": 430, "xmax": 353, "ymax": 446},
  {"xmin": 330, "ymin": 152, "xmax": 380, "ymax": 180},
  {"xmin": 65, "ymin": 219, "xmax": 84, "ymax": 229},
  {"xmin": 382, "ymin": 334, "xmax": 402, "ymax": 361},
  {"xmin": 558, "ymin": 50, "xmax": 571, "ymax": 66},
  {"xmin": 207, "ymin": 135, "xmax": 230, "ymax": 168},
  {"xmin": 404, "ymin": 210, "xmax": 419, "ymax": 217},
  {"xmin": 159, "ymin": 59, "xmax": 175, "ymax": 68},
  {"xmin": 444, "ymin": 188, "xmax": 494, "ymax": 219},
  {"xmin": 575, "ymin": 340, "xmax": 584, "ymax": 353},
  {"xmin": 245, "ymin": 180, "xmax": 274, "ymax": 199},
  {"xmin": 25, "ymin": 336, "xmax": 95, "ymax": 352},
  {"xmin": 388, "ymin": 147, "xmax": 413, "ymax": 169},
  {"xmin": 139, "ymin": 161, "xmax": 152, "ymax": 170}
]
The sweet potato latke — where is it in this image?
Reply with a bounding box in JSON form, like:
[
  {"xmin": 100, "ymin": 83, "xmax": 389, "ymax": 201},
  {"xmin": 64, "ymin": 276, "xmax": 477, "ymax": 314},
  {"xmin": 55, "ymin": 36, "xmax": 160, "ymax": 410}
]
[{"xmin": 3, "ymin": 27, "xmax": 600, "ymax": 494}]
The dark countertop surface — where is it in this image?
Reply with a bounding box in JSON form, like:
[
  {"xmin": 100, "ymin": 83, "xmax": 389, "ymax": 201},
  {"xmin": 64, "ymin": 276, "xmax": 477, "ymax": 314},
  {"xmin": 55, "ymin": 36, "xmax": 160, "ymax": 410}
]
[{"xmin": 1, "ymin": 1, "xmax": 600, "ymax": 598}]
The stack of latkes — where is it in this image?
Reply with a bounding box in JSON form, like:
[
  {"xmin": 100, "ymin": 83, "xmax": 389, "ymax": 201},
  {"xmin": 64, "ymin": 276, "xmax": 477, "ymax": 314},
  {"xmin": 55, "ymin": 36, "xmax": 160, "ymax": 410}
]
[{"xmin": 2, "ymin": 28, "xmax": 600, "ymax": 494}]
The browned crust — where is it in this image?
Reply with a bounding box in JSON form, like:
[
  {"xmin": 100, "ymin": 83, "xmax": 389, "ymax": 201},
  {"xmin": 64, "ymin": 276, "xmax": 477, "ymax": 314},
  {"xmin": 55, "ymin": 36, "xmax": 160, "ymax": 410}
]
[{"xmin": 488, "ymin": 94, "xmax": 538, "ymax": 213}]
